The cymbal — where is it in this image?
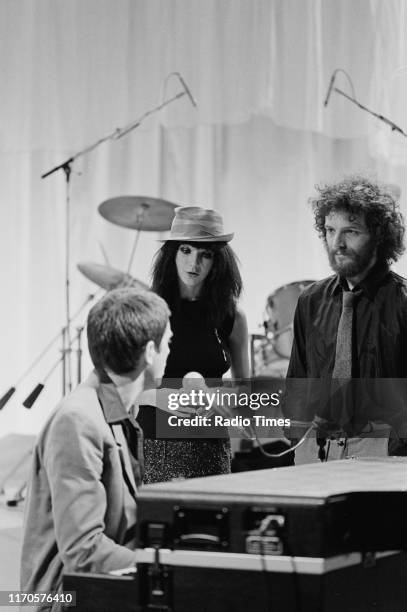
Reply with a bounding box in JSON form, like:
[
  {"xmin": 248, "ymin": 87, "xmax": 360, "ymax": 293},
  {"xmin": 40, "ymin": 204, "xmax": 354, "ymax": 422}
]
[
  {"xmin": 98, "ymin": 196, "xmax": 177, "ymax": 231},
  {"xmin": 77, "ymin": 262, "xmax": 148, "ymax": 292}
]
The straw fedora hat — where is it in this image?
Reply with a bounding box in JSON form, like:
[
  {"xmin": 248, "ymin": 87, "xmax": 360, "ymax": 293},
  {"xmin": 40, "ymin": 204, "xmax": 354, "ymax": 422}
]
[{"xmin": 161, "ymin": 206, "xmax": 234, "ymax": 242}]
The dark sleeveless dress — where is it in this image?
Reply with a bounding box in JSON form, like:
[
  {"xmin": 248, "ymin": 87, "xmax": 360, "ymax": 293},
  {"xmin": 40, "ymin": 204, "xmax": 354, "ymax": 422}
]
[{"xmin": 137, "ymin": 299, "xmax": 234, "ymax": 483}]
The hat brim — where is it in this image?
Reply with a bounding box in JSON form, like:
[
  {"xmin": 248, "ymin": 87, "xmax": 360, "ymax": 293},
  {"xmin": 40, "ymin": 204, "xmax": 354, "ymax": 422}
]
[{"xmin": 158, "ymin": 233, "xmax": 234, "ymax": 243}]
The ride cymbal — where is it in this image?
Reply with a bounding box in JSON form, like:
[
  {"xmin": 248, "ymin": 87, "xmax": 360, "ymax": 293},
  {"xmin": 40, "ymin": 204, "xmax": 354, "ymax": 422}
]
[{"xmin": 98, "ymin": 196, "xmax": 177, "ymax": 231}]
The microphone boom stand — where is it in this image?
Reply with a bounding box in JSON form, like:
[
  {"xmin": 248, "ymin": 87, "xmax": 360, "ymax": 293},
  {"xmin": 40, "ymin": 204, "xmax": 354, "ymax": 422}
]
[
  {"xmin": 328, "ymin": 86, "xmax": 407, "ymax": 138},
  {"xmin": 40, "ymin": 88, "xmax": 191, "ymax": 394}
]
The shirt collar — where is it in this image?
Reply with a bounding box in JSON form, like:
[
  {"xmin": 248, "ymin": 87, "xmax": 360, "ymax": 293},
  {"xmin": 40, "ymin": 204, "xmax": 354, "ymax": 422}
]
[
  {"xmin": 96, "ymin": 371, "xmax": 130, "ymax": 424},
  {"xmin": 331, "ymin": 260, "xmax": 390, "ymax": 299}
]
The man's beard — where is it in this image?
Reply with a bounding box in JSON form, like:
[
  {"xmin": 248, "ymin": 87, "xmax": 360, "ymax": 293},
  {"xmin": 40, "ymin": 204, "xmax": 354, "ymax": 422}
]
[{"xmin": 327, "ymin": 240, "xmax": 376, "ymax": 278}]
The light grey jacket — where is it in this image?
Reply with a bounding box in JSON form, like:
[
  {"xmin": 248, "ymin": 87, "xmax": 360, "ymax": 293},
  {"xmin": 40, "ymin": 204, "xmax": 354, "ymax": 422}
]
[{"xmin": 20, "ymin": 372, "xmax": 139, "ymax": 611}]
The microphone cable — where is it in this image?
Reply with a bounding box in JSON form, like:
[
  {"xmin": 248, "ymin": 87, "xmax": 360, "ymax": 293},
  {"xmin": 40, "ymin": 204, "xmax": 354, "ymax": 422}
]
[{"xmin": 245, "ymin": 422, "xmax": 316, "ymax": 459}]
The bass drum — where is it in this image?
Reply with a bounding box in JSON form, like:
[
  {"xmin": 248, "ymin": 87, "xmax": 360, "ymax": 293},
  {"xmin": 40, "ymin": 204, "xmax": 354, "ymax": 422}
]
[{"xmin": 265, "ymin": 280, "xmax": 315, "ymax": 359}]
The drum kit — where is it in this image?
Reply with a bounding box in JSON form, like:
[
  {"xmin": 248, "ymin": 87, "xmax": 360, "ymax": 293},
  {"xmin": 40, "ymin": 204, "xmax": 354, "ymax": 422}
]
[
  {"xmin": 80, "ymin": 199, "xmax": 313, "ymax": 380},
  {"xmin": 79, "ymin": 198, "xmax": 314, "ymax": 380}
]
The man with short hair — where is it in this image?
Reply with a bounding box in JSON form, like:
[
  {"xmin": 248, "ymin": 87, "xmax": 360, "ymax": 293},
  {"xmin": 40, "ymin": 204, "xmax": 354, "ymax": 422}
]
[
  {"xmin": 285, "ymin": 175, "xmax": 407, "ymax": 463},
  {"xmin": 21, "ymin": 288, "xmax": 171, "ymax": 604}
]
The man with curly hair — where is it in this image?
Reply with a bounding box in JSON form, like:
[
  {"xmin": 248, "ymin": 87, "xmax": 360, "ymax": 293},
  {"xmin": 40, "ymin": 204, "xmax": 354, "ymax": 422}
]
[{"xmin": 285, "ymin": 175, "xmax": 407, "ymax": 463}]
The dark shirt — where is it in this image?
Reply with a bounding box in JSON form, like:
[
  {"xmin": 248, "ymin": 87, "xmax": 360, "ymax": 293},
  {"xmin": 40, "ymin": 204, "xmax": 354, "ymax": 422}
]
[
  {"xmin": 97, "ymin": 375, "xmax": 144, "ymax": 488},
  {"xmin": 163, "ymin": 299, "xmax": 234, "ymax": 380},
  {"xmin": 138, "ymin": 301, "xmax": 234, "ymax": 439},
  {"xmin": 284, "ymin": 261, "xmax": 407, "ymax": 435}
]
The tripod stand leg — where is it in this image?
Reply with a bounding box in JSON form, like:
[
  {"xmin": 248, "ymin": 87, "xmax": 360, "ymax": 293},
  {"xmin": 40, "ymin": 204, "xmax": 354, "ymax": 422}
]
[
  {"xmin": 0, "ymin": 449, "xmax": 33, "ymax": 496},
  {"xmin": 6, "ymin": 479, "xmax": 27, "ymax": 506}
]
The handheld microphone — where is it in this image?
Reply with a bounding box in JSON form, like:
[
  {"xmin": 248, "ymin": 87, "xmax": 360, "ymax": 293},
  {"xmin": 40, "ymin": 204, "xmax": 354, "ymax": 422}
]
[
  {"xmin": 182, "ymin": 371, "xmax": 205, "ymax": 388},
  {"xmin": 323, "ymin": 71, "xmax": 337, "ymax": 107},
  {"xmin": 175, "ymin": 73, "xmax": 198, "ymax": 107}
]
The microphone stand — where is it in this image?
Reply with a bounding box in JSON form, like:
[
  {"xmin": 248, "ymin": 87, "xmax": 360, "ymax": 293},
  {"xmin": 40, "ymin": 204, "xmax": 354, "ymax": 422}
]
[
  {"xmin": 328, "ymin": 86, "xmax": 407, "ymax": 138},
  {"xmin": 41, "ymin": 90, "xmax": 189, "ymax": 181},
  {"xmin": 63, "ymin": 162, "xmax": 73, "ymax": 393},
  {"xmin": 0, "ymin": 326, "xmax": 87, "ymax": 506},
  {"xmin": 22, "ymin": 327, "xmax": 85, "ymax": 409},
  {"xmin": 40, "ymin": 87, "xmax": 191, "ymax": 394},
  {"xmin": 0, "ymin": 293, "xmax": 97, "ymax": 410}
]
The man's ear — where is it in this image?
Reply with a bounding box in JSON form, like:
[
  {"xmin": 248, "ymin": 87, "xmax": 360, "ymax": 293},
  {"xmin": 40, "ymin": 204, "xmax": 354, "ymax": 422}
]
[{"xmin": 144, "ymin": 339, "xmax": 156, "ymax": 366}]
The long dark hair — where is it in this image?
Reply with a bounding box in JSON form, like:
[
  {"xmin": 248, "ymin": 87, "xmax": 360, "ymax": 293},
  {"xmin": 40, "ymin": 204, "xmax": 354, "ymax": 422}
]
[{"xmin": 151, "ymin": 241, "xmax": 242, "ymax": 326}]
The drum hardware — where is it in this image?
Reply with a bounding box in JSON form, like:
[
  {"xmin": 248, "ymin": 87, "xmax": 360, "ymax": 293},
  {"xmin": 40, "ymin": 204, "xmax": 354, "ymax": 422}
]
[
  {"xmin": 126, "ymin": 206, "xmax": 144, "ymax": 275},
  {"xmin": 98, "ymin": 195, "xmax": 177, "ymax": 276},
  {"xmin": 98, "ymin": 240, "xmax": 111, "ymax": 266},
  {"xmin": 250, "ymin": 333, "xmax": 289, "ymax": 378},
  {"xmin": 251, "ymin": 281, "xmax": 315, "ymax": 377},
  {"xmin": 40, "ymin": 76, "xmax": 194, "ymax": 393},
  {"xmin": 264, "ymin": 323, "xmax": 293, "ymax": 340},
  {"xmin": 77, "ymin": 261, "xmax": 148, "ymax": 292},
  {"xmin": 263, "ymin": 280, "xmax": 315, "ymax": 360}
]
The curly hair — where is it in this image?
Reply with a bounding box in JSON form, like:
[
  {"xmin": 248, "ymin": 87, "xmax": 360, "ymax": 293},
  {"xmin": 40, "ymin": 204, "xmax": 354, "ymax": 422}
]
[
  {"xmin": 151, "ymin": 241, "xmax": 242, "ymax": 327},
  {"xmin": 310, "ymin": 175, "xmax": 405, "ymax": 263}
]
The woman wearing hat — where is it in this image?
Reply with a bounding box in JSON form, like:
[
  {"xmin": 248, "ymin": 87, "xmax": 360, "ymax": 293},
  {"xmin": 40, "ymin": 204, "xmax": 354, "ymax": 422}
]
[{"xmin": 138, "ymin": 206, "xmax": 249, "ymax": 483}]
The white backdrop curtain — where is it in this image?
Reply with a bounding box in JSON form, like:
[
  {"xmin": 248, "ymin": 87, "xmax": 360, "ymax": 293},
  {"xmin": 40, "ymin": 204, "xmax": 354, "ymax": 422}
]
[{"xmin": 2, "ymin": 0, "xmax": 407, "ymax": 434}]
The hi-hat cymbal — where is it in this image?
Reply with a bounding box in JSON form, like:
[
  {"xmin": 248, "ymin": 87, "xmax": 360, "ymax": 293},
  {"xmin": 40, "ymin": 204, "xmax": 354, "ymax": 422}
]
[
  {"xmin": 98, "ymin": 196, "xmax": 177, "ymax": 231},
  {"xmin": 77, "ymin": 262, "xmax": 148, "ymax": 292}
]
